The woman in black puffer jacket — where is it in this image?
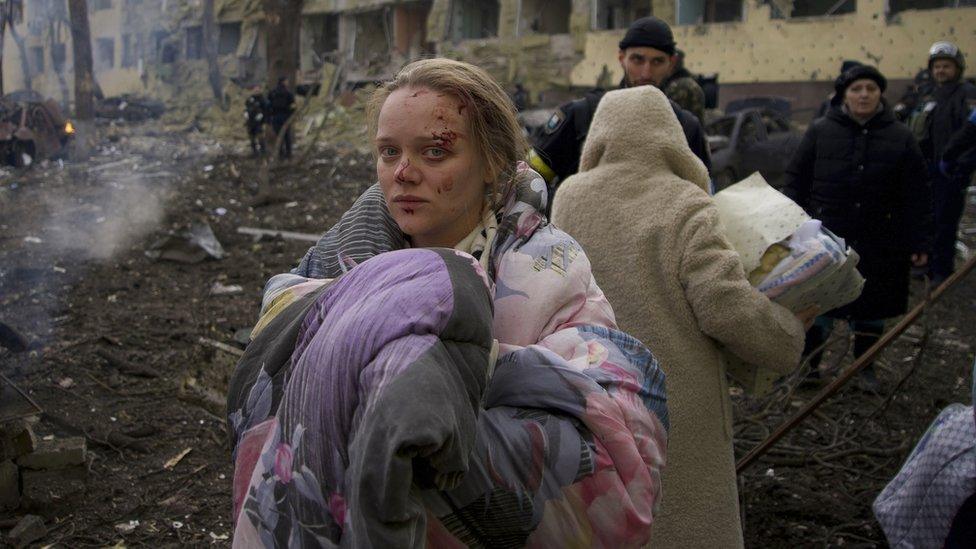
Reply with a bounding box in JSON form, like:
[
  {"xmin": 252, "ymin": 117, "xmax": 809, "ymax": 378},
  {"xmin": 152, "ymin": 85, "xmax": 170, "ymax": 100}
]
[{"xmin": 782, "ymin": 65, "xmax": 934, "ymax": 390}]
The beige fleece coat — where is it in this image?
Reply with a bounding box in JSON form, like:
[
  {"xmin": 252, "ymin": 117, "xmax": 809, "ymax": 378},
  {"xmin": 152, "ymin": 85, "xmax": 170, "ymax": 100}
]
[{"xmin": 552, "ymin": 86, "xmax": 804, "ymax": 548}]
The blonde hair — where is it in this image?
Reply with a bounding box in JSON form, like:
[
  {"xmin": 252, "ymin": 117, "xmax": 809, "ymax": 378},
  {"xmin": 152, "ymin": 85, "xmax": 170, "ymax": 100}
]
[{"xmin": 367, "ymin": 58, "xmax": 528, "ymax": 199}]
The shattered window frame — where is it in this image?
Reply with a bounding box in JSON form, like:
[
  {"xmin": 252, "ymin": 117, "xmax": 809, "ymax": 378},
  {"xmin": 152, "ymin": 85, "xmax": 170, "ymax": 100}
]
[
  {"xmin": 185, "ymin": 26, "xmax": 204, "ymax": 60},
  {"xmin": 518, "ymin": 0, "xmax": 571, "ymax": 35},
  {"xmin": 888, "ymin": 0, "xmax": 976, "ymax": 14},
  {"xmin": 676, "ymin": 0, "xmax": 744, "ymax": 24},
  {"xmin": 122, "ymin": 33, "xmax": 137, "ymax": 68},
  {"xmin": 29, "ymin": 46, "xmax": 45, "ymax": 73},
  {"xmin": 304, "ymin": 12, "xmax": 340, "ymax": 62},
  {"xmin": 95, "ymin": 37, "xmax": 116, "ymax": 70},
  {"xmin": 51, "ymin": 42, "xmax": 66, "ymax": 72},
  {"xmin": 449, "ymin": 0, "xmax": 500, "ymax": 41},
  {"xmin": 218, "ymin": 22, "xmax": 242, "ymax": 56},
  {"xmin": 766, "ymin": 0, "xmax": 856, "ymax": 18},
  {"xmin": 592, "ymin": 0, "xmax": 651, "ymax": 30}
]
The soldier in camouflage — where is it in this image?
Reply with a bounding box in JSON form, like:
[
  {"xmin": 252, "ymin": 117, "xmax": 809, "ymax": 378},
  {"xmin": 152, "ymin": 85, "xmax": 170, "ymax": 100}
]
[{"xmin": 663, "ymin": 49, "xmax": 706, "ymax": 125}]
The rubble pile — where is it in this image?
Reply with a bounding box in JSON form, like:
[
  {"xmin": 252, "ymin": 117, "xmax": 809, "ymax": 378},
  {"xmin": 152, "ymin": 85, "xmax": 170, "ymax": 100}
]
[{"xmin": 1, "ymin": 406, "xmax": 91, "ymax": 547}]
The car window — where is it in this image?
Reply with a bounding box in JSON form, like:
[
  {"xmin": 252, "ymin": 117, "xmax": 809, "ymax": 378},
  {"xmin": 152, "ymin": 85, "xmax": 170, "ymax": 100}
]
[
  {"xmin": 741, "ymin": 116, "xmax": 761, "ymax": 142},
  {"xmin": 707, "ymin": 117, "xmax": 735, "ymax": 138},
  {"xmin": 761, "ymin": 112, "xmax": 790, "ymax": 134}
]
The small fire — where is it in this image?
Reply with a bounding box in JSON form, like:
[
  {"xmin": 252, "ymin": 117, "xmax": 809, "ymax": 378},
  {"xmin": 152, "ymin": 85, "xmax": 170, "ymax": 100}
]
[{"xmin": 65, "ymin": 121, "xmax": 75, "ymax": 135}]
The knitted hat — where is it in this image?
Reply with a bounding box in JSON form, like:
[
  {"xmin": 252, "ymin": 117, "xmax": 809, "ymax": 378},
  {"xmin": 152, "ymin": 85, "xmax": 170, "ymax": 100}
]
[
  {"xmin": 833, "ymin": 65, "xmax": 887, "ymax": 103},
  {"xmin": 618, "ymin": 17, "xmax": 676, "ymax": 55}
]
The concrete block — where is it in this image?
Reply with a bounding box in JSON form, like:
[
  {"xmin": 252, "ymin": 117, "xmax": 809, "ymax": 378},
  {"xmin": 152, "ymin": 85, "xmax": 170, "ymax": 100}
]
[
  {"xmin": 16, "ymin": 437, "xmax": 86, "ymax": 470},
  {"xmin": 0, "ymin": 460, "xmax": 19, "ymax": 511},
  {"xmin": 0, "ymin": 421, "xmax": 37, "ymax": 461},
  {"xmin": 7, "ymin": 514, "xmax": 46, "ymax": 548},
  {"xmin": 20, "ymin": 466, "xmax": 87, "ymax": 506}
]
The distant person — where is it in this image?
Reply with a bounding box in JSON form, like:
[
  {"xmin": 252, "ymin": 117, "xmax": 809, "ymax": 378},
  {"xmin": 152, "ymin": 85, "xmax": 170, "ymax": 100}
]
[
  {"xmin": 816, "ymin": 59, "xmax": 862, "ymax": 118},
  {"xmin": 783, "ymin": 65, "xmax": 933, "ymax": 391},
  {"xmin": 907, "ymin": 42, "xmax": 976, "ymax": 284},
  {"xmin": 267, "ymin": 76, "xmax": 296, "ymax": 159},
  {"xmin": 663, "ymin": 49, "xmax": 706, "ymax": 124},
  {"xmin": 529, "ymin": 16, "xmax": 711, "ymax": 190},
  {"xmin": 511, "ymin": 82, "xmax": 529, "ymax": 111},
  {"xmin": 244, "ymin": 84, "xmax": 269, "ymax": 157},
  {"xmin": 893, "ymin": 67, "xmax": 934, "ymax": 122},
  {"xmin": 942, "ymin": 107, "xmax": 976, "ymax": 176}
]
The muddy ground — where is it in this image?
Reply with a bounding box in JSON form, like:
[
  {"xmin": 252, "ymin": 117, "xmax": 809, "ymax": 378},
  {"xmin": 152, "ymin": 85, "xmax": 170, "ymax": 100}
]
[{"xmin": 1, "ymin": 122, "xmax": 974, "ymax": 547}]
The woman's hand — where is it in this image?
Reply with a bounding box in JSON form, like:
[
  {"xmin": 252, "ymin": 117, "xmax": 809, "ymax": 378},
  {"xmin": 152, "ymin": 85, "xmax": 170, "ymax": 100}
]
[
  {"xmin": 795, "ymin": 305, "xmax": 820, "ymax": 331},
  {"xmin": 911, "ymin": 253, "xmax": 928, "ymax": 267}
]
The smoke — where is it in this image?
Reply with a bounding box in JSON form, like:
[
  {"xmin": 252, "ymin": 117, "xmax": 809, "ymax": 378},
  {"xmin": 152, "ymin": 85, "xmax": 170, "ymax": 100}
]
[{"xmin": 40, "ymin": 165, "xmax": 169, "ymax": 262}]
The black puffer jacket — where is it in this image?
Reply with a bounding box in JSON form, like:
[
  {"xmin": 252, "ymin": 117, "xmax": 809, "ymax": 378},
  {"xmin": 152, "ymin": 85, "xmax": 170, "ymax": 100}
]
[{"xmin": 782, "ymin": 105, "xmax": 933, "ymax": 319}]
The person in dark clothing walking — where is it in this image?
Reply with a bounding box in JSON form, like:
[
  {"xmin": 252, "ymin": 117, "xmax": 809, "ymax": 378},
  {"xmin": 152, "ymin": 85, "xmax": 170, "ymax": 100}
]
[
  {"xmin": 244, "ymin": 84, "xmax": 269, "ymax": 157},
  {"xmin": 528, "ymin": 16, "xmax": 711, "ymax": 191},
  {"xmin": 268, "ymin": 76, "xmax": 297, "ymax": 159},
  {"xmin": 908, "ymin": 42, "xmax": 976, "ymax": 283},
  {"xmin": 782, "ymin": 65, "xmax": 934, "ymax": 391},
  {"xmin": 942, "ymin": 108, "xmax": 976, "ymax": 185}
]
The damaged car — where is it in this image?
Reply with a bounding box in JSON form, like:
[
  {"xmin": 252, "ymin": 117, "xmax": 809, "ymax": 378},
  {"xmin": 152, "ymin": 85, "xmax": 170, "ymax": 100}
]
[
  {"xmin": 96, "ymin": 95, "xmax": 166, "ymax": 122},
  {"xmin": 707, "ymin": 97, "xmax": 804, "ymax": 191},
  {"xmin": 0, "ymin": 96, "xmax": 73, "ymax": 167}
]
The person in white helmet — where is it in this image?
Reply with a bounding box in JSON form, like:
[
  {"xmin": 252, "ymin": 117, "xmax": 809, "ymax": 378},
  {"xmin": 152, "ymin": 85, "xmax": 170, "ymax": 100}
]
[{"xmin": 907, "ymin": 41, "xmax": 976, "ymax": 284}]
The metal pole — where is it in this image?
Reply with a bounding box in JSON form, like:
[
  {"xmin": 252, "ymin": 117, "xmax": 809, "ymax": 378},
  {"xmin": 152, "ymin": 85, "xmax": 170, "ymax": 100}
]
[{"xmin": 736, "ymin": 253, "xmax": 976, "ymax": 474}]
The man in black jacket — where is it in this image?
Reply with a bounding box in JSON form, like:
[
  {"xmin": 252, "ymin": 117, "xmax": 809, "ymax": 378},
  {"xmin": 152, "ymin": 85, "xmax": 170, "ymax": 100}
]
[
  {"xmin": 268, "ymin": 76, "xmax": 296, "ymax": 160},
  {"xmin": 528, "ymin": 16, "xmax": 711, "ymax": 192},
  {"xmin": 909, "ymin": 42, "xmax": 976, "ymax": 283},
  {"xmin": 244, "ymin": 84, "xmax": 269, "ymax": 157}
]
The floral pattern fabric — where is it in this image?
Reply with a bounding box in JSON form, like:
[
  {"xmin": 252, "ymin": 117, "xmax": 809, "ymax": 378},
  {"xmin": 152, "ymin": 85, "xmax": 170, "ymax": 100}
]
[{"xmin": 227, "ymin": 164, "xmax": 668, "ymax": 547}]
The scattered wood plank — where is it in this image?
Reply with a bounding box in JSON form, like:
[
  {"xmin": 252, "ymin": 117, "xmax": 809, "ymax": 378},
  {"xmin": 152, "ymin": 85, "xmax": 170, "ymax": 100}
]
[
  {"xmin": 198, "ymin": 336, "xmax": 244, "ymax": 357},
  {"xmin": 237, "ymin": 226, "xmax": 321, "ymax": 243},
  {"xmin": 95, "ymin": 348, "xmax": 159, "ymax": 379}
]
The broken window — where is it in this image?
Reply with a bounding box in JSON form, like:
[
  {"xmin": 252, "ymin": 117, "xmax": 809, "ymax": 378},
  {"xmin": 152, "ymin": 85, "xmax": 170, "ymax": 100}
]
[
  {"xmin": 29, "ymin": 46, "xmax": 45, "ymax": 73},
  {"xmin": 519, "ymin": 0, "xmax": 570, "ymax": 35},
  {"xmin": 353, "ymin": 9, "xmax": 392, "ymax": 66},
  {"xmin": 888, "ymin": 0, "xmax": 976, "ymax": 14},
  {"xmin": 393, "ymin": 1, "xmax": 432, "ymax": 57},
  {"xmin": 304, "ymin": 13, "xmax": 339, "ymax": 63},
  {"xmin": 593, "ymin": 0, "xmax": 650, "ymax": 30},
  {"xmin": 449, "ymin": 0, "xmax": 499, "ymax": 41},
  {"xmin": 95, "ymin": 37, "xmax": 115, "ymax": 70},
  {"xmin": 52, "ymin": 43, "xmax": 66, "ymax": 71},
  {"xmin": 767, "ymin": 0, "xmax": 855, "ymax": 18},
  {"xmin": 122, "ymin": 34, "xmax": 136, "ymax": 68},
  {"xmin": 676, "ymin": 0, "xmax": 743, "ymax": 24},
  {"xmin": 92, "ymin": 0, "xmax": 112, "ymax": 9},
  {"xmin": 218, "ymin": 22, "xmax": 241, "ymax": 55},
  {"xmin": 186, "ymin": 26, "xmax": 203, "ymax": 60}
]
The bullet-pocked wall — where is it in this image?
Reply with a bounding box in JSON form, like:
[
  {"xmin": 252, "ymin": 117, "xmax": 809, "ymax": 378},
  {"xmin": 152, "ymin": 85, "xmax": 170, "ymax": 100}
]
[{"xmin": 571, "ymin": 0, "xmax": 976, "ymax": 114}]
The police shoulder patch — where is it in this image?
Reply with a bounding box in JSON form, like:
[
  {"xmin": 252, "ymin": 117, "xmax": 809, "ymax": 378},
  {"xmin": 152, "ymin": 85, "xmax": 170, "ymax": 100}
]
[{"xmin": 545, "ymin": 109, "xmax": 566, "ymax": 134}]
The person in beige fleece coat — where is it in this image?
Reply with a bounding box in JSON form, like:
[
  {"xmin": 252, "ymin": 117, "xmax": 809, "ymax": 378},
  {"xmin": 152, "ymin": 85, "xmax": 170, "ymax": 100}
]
[{"xmin": 551, "ymin": 85, "xmax": 806, "ymax": 548}]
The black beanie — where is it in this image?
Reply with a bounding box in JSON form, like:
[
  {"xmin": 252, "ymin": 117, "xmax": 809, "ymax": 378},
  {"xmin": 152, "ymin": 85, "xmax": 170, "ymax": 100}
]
[
  {"xmin": 618, "ymin": 17, "xmax": 676, "ymax": 55},
  {"xmin": 833, "ymin": 65, "xmax": 887, "ymax": 102}
]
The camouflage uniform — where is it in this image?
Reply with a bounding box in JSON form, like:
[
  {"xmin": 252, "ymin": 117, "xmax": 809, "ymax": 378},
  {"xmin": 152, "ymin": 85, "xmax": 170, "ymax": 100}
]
[{"xmin": 664, "ymin": 71, "xmax": 706, "ymax": 125}]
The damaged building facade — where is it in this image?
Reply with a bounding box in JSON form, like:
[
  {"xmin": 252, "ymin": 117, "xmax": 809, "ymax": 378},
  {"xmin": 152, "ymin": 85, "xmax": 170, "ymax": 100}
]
[{"xmin": 3, "ymin": 0, "xmax": 976, "ymax": 114}]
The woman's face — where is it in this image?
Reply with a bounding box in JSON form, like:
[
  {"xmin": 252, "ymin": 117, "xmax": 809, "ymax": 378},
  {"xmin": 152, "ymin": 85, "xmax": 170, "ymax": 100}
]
[
  {"xmin": 844, "ymin": 79, "xmax": 882, "ymax": 118},
  {"xmin": 375, "ymin": 86, "xmax": 489, "ymax": 248}
]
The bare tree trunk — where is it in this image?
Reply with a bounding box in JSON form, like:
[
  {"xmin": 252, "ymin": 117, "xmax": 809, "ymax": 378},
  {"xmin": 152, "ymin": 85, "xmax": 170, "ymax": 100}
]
[
  {"xmin": 0, "ymin": 22, "xmax": 6, "ymax": 96},
  {"xmin": 202, "ymin": 0, "xmax": 223, "ymax": 104},
  {"xmin": 49, "ymin": 20, "xmax": 70, "ymax": 109},
  {"xmin": 7, "ymin": 20, "xmax": 31, "ymax": 91},
  {"xmin": 67, "ymin": 0, "xmax": 93, "ymax": 120},
  {"xmin": 261, "ymin": 0, "xmax": 303, "ymax": 88},
  {"xmin": 67, "ymin": 0, "xmax": 94, "ymax": 160}
]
